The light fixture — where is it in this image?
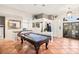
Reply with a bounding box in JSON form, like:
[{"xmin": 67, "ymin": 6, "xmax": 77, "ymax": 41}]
[
  {"xmin": 33, "ymin": 4, "xmax": 46, "ymax": 7},
  {"xmin": 66, "ymin": 8, "xmax": 72, "ymax": 17}
]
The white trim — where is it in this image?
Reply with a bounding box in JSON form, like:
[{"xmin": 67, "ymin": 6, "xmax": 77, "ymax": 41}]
[{"xmin": 63, "ymin": 20, "xmax": 79, "ymax": 23}]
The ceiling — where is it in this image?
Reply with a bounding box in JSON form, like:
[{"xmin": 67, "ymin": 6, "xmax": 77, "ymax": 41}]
[{"xmin": 1, "ymin": 4, "xmax": 79, "ymax": 16}]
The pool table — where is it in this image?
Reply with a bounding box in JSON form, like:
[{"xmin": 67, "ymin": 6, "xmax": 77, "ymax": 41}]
[{"xmin": 20, "ymin": 32, "xmax": 51, "ymax": 54}]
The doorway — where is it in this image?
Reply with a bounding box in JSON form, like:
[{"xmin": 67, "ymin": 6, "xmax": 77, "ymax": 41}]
[{"xmin": 0, "ymin": 16, "xmax": 5, "ymax": 39}]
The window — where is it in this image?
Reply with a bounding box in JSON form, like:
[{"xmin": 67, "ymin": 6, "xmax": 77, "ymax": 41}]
[{"xmin": 32, "ymin": 22, "xmax": 40, "ymax": 28}]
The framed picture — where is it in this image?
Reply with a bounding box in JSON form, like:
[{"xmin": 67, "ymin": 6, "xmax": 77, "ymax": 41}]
[
  {"xmin": 8, "ymin": 20, "xmax": 21, "ymax": 29},
  {"xmin": 32, "ymin": 23, "xmax": 35, "ymax": 28},
  {"xmin": 32, "ymin": 22, "xmax": 40, "ymax": 28}
]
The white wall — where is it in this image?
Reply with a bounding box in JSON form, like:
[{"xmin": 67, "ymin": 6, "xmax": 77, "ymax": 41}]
[
  {"xmin": 0, "ymin": 5, "xmax": 27, "ymax": 40},
  {"xmin": 5, "ymin": 16, "xmax": 22, "ymax": 39},
  {"xmin": 52, "ymin": 14, "xmax": 65, "ymax": 38}
]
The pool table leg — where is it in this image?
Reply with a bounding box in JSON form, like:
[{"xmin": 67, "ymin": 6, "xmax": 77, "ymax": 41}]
[
  {"xmin": 21, "ymin": 37, "xmax": 23, "ymax": 44},
  {"xmin": 46, "ymin": 41, "xmax": 49, "ymax": 49},
  {"xmin": 34, "ymin": 44, "xmax": 40, "ymax": 54}
]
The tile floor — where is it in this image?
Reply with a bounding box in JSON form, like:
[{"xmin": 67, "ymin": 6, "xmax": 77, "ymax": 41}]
[{"xmin": 0, "ymin": 37, "xmax": 79, "ymax": 54}]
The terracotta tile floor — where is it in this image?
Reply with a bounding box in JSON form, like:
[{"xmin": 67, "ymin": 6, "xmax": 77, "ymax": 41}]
[{"xmin": 0, "ymin": 38, "xmax": 79, "ymax": 54}]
